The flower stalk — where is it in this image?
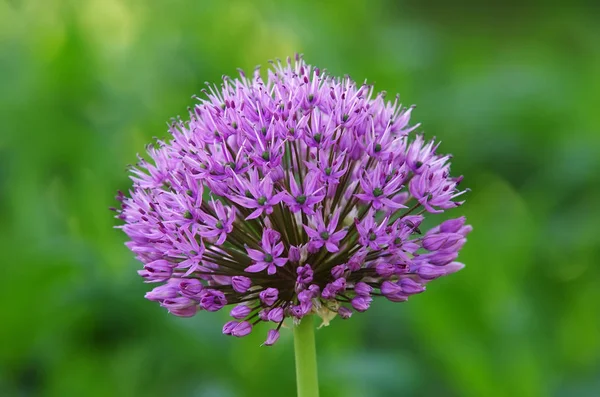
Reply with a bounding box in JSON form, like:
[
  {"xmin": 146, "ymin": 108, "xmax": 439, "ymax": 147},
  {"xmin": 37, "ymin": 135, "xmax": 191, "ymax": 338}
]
[{"xmin": 294, "ymin": 316, "xmax": 319, "ymax": 397}]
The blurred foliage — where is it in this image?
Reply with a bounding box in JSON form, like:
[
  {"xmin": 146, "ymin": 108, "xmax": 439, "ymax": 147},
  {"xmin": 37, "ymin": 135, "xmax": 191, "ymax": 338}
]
[{"xmin": 1, "ymin": 0, "xmax": 599, "ymax": 396}]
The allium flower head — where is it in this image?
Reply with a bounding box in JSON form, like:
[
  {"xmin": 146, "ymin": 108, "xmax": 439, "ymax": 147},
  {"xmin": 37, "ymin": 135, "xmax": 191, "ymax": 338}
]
[{"xmin": 115, "ymin": 55, "xmax": 471, "ymax": 345}]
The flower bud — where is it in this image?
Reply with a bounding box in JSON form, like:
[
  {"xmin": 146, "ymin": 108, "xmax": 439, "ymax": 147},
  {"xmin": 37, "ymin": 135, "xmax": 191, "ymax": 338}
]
[
  {"xmin": 259, "ymin": 288, "xmax": 279, "ymax": 306},
  {"xmin": 267, "ymin": 307, "xmax": 284, "ymax": 323},
  {"xmin": 351, "ymin": 296, "xmax": 372, "ymax": 312},
  {"xmin": 338, "ymin": 307, "xmax": 353, "ymax": 319},
  {"xmin": 200, "ymin": 290, "xmax": 227, "ymax": 311},
  {"xmin": 231, "ymin": 321, "xmax": 252, "ymax": 337},
  {"xmin": 264, "ymin": 329, "xmax": 280, "ymax": 346},
  {"xmin": 354, "ymin": 282, "xmax": 372, "ymax": 296},
  {"xmin": 231, "ymin": 276, "xmax": 251, "ymax": 294},
  {"xmin": 230, "ymin": 305, "xmax": 252, "ymax": 319}
]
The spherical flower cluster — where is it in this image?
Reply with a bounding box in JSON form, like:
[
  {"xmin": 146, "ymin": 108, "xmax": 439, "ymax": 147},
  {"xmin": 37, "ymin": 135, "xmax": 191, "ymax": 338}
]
[{"xmin": 115, "ymin": 55, "xmax": 471, "ymax": 346}]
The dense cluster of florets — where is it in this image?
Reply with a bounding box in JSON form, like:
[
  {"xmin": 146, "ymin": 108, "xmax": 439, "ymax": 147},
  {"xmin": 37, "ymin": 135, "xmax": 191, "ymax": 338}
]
[{"xmin": 115, "ymin": 55, "xmax": 471, "ymax": 345}]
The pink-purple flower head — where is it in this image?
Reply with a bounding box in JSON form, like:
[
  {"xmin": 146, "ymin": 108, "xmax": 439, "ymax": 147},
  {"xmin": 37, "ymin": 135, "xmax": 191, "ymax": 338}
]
[{"xmin": 115, "ymin": 55, "xmax": 471, "ymax": 346}]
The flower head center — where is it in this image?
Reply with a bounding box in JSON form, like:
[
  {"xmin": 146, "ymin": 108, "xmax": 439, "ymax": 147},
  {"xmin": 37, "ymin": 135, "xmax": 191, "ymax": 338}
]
[
  {"xmin": 216, "ymin": 221, "xmax": 223, "ymax": 229},
  {"xmin": 320, "ymin": 231, "xmax": 330, "ymax": 240},
  {"xmin": 257, "ymin": 196, "xmax": 267, "ymax": 206},
  {"xmin": 373, "ymin": 188, "xmax": 384, "ymax": 197},
  {"xmin": 296, "ymin": 195, "xmax": 307, "ymax": 204},
  {"xmin": 369, "ymin": 232, "xmax": 377, "ymax": 241},
  {"xmin": 324, "ymin": 167, "xmax": 332, "ymax": 176},
  {"xmin": 264, "ymin": 253, "xmax": 273, "ymax": 262}
]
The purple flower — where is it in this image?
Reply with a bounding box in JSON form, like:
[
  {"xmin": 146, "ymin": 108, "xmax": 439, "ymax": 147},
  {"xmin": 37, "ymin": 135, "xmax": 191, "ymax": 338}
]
[
  {"xmin": 282, "ymin": 172, "xmax": 325, "ymax": 214},
  {"xmin": 409, "ymin": 163, "xmax": 467, "ymax": 213},
  {"xmin": 305, "ymin": 154, "xmax": 347, "ymax": 185},
  {"xmin": 405, "ymin": 135, "xmax": 438, "ymax": 173},
  {"xmin": 304, "ymin": 209, "xmax": 348, "ymax": 253},
  {"xmin": 198, "ymin": 199, "xmax": 235, "ymax": 245},
  {"xmin": 355, "ymin": 164, "xmax": 407, "ymax": 210},
  {"xmin": 244, "ymin": 228, "xmax": 288, "ymax": 275},
  {"xmin": 356, "ymin": 211, "xmax": 389, "ymax": 250},
  {"xmin": 229, "ymin": 170, "xmax": 286, "ymax": 220},
  {"xmin": 117, "ymin": 55, "xmax": 471, "ymax": 345}
]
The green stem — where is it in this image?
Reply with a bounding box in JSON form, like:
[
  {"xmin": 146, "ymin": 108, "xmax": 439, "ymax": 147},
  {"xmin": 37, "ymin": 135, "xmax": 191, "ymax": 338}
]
[{"xmin": 293, "ymin": 315, "xmax": 319, "ymax": 397}]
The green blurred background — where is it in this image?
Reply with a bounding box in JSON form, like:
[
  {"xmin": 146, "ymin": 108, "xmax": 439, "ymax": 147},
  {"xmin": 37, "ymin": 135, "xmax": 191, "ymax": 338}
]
[{"xmin": 2, "ymin": 1, "xmax": 599, "ymax": 396}]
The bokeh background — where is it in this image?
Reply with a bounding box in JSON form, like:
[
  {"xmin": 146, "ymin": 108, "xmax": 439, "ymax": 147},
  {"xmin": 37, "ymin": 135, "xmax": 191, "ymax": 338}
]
[{"xmin": 2, "ymin": 1, "xmax": 599, "ymax": 396}]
